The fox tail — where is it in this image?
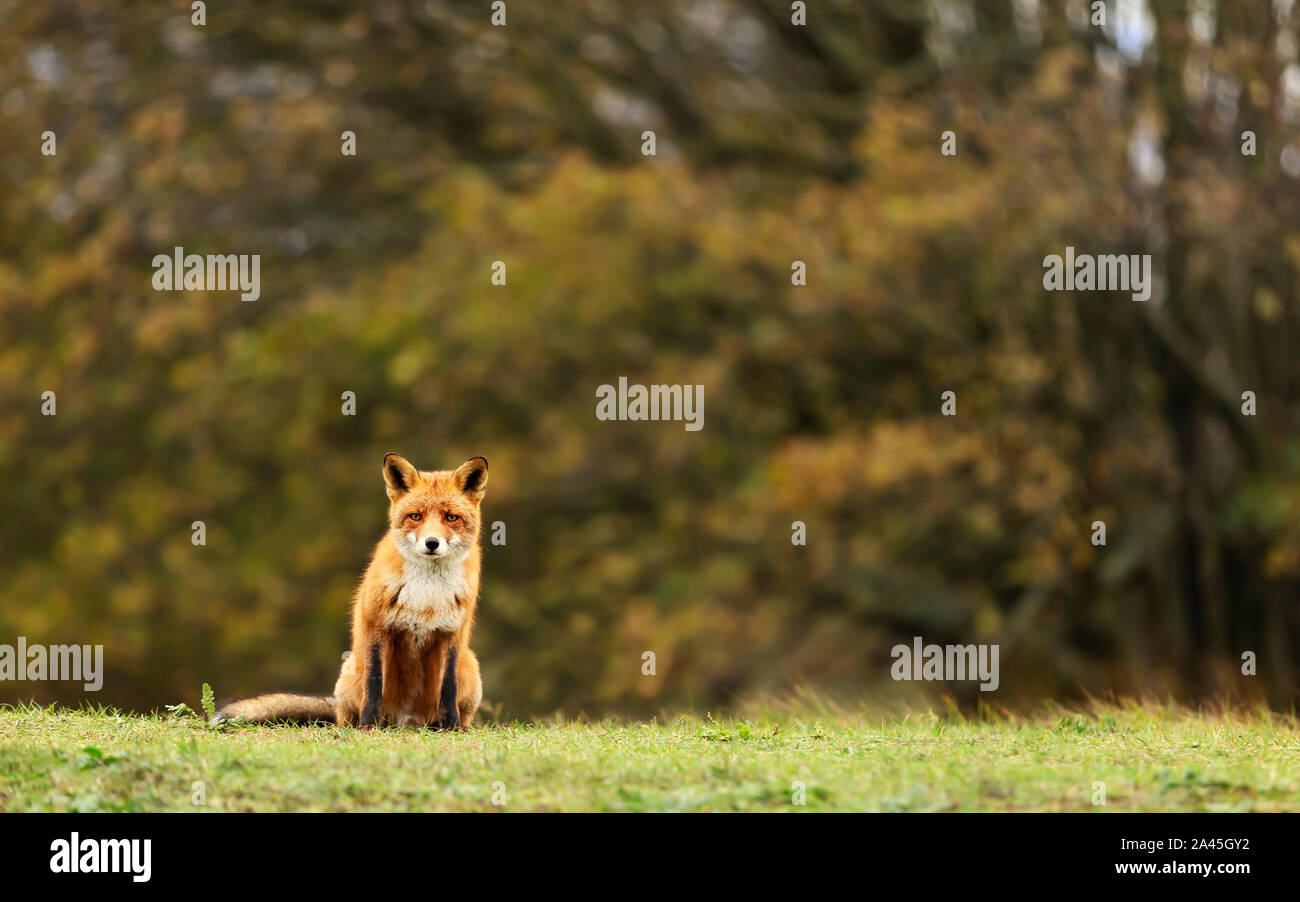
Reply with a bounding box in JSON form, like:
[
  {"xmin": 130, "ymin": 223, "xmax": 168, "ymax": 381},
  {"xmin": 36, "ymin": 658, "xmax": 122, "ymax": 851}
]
[{"xmin": 213, "ymin": 692, "xmax": 336, "ymax": 725}]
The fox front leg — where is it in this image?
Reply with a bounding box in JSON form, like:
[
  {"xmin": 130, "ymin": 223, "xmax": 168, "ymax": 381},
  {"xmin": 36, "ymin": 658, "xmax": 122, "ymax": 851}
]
[
  {"xmin": 437, "ymin": 644, "xmax": 459, "ymax": 730},
  {"xmin": 358, "ymin": 642, "xmax": 383, "ymax": 728}
]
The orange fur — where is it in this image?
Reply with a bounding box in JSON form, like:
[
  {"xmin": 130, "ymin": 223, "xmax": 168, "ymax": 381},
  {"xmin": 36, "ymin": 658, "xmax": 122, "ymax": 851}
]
[
  {"xmin": 218, "ymin": 453, "xmax": 488, "ymax": 728},
  {"xmin": 332, "ymin": 453, "xmax": 487, "ymax": 727}
]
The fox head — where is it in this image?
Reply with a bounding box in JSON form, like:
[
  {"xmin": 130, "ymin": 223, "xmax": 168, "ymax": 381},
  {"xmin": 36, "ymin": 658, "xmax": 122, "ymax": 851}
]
[{"xmin": 382, "ymin": 452, "xmax": 488, "ymax": 564}]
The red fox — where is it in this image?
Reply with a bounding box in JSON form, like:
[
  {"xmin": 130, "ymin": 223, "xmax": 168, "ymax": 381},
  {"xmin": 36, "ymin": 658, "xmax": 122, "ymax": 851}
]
[{"xmin": 216, "ymin": 453, "xmax": 487, "ymax": 728}]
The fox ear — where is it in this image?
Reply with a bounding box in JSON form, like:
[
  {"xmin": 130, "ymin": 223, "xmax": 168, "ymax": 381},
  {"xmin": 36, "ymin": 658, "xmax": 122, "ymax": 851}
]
[
  {"xmin": 382, "ymin": 452, "xmax": 420, "ymax": 501},
  {"xmin": 454, "ymin": 456, "xmax": 489, "ymax": 499}
]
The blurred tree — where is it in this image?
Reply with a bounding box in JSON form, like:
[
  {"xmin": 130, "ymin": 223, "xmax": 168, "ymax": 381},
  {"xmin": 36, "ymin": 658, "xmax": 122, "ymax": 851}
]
[{"xmin": 1, "ymin": 0, "xmax": 1298, "ymax": 715}]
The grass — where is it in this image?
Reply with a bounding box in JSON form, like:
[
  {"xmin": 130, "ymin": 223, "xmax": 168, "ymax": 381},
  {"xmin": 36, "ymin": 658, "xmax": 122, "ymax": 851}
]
[{"xmin": 1, "ymin": 699, "xmax": 1298, "ymax": 811}]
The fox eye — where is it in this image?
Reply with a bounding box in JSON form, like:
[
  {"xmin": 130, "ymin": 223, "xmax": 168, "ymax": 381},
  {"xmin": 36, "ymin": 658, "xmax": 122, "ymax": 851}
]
[
  {"xmin": 444, "ymin": 513, "xmax": 459, "ymax": 522},
  {"xmin": 407, "ymin": 512, "xmax": 422, "ymax": 522}
]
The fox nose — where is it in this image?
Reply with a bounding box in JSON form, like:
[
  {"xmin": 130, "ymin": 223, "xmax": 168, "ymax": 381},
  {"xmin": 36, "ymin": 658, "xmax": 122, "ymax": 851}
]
[{"xmin": 424, "ymin": 537, "xmax": 440, "ymax": 551}]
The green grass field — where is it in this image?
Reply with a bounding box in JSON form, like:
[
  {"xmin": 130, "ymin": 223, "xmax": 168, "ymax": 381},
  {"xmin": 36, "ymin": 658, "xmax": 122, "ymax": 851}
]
[{"xmin": 2, "ymin": 700, "xmax": 1297, "ymax": 812}]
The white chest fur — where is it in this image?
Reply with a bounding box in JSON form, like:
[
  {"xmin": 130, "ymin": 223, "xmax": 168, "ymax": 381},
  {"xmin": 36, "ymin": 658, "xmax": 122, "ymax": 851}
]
[{"xmin": 381, "ymin": 559, "xmax": 470, "ymax": 639}]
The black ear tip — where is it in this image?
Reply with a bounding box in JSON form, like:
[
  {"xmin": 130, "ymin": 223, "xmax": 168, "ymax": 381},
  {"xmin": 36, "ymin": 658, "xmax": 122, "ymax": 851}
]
[
  {"xmin": 458, "ymin": 456, "xmax": 488, "ymax": 493},
  {"xmin": 383, "ymin": 453, "xmax": 416, "ymax": 491}
]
